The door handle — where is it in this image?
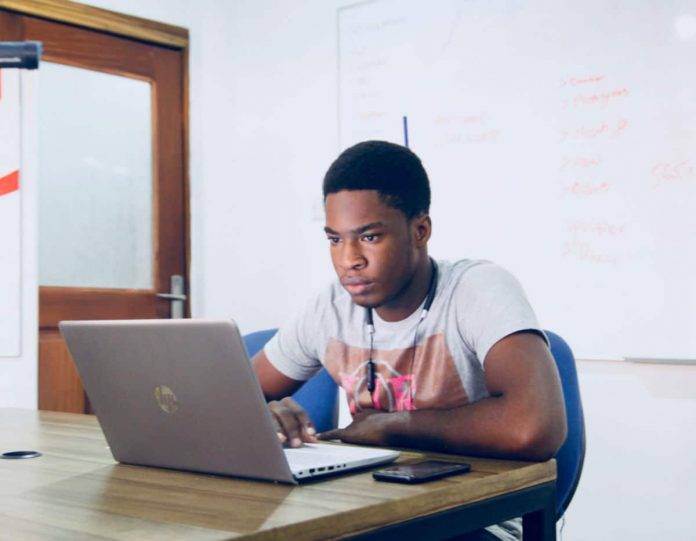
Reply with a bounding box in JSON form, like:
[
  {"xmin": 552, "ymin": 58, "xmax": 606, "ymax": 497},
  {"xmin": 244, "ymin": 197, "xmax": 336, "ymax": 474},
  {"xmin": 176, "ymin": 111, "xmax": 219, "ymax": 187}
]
[
  {"xmin": 156, "ymin": 275, "xmax": 186, "ymax": 318},
  {"xmin": 156, "ymin": 293, "xmax": 187, "ymax": 301}
]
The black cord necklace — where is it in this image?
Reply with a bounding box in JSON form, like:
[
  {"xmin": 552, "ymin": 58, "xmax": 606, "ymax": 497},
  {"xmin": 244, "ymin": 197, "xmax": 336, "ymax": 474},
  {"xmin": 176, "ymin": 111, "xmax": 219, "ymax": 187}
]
[{"xmin": 364, "ymin": 259, "xmax": 439, "ymax": 405}]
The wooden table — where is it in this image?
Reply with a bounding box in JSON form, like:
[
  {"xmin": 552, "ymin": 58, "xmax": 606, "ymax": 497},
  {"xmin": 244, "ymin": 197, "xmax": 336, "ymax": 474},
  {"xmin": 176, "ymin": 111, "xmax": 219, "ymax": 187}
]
[{"xmin": 0, "ymin": 409, "xmax": 556, "ymax": 540}]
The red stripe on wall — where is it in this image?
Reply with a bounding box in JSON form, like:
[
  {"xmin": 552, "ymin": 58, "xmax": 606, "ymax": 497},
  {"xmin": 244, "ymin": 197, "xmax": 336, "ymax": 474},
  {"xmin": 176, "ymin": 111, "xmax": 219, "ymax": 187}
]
[{"xmin": 0, "ymin": 170, "xmax": 20, "ymax": 197}]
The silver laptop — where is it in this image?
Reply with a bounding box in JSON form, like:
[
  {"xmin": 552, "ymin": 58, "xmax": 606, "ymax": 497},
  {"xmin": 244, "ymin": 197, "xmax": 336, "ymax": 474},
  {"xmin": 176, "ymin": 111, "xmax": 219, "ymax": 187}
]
[{"xmin": 59, "ymin": 319, "xmax": 399, "ymax": 484}]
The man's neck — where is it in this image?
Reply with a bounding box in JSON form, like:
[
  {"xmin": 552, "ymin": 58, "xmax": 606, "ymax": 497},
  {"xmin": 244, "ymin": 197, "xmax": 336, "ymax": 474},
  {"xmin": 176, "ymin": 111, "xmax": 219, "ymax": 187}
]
[{"xmin": 375, "ymin": 256, "xmax": 433, "ymax": 322}]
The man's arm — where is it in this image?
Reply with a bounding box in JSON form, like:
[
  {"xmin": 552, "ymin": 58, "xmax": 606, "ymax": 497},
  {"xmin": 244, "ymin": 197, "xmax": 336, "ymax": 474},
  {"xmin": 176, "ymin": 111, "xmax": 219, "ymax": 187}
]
[
  {"xmin": 253, "ymin": 350, "xmax": 304, "ymax": 400},
  {"xmin": 319, "ymin": 332, "xmax": 568, "ymax": 461},
  {"xmin": 252, "ymin": 350, "xmax": 319, "ymax": 446}
]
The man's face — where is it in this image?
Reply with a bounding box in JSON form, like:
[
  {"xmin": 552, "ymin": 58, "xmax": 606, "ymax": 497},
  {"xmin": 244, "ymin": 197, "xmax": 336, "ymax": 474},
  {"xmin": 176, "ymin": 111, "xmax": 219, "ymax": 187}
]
[{"xmin": 324, "ymin": 190, "xmax": 420, "ymax": 308}]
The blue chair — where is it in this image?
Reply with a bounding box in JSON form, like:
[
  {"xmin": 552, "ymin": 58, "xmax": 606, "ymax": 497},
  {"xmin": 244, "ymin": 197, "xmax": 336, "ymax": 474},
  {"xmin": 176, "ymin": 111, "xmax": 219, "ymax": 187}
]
[
  {"xmin": 544, "ymin": 330, "xmax": 586, "ymax": 519},
  {"xmin": 243, "ymin": 329, "xmax": 338, "ymax": 433}
]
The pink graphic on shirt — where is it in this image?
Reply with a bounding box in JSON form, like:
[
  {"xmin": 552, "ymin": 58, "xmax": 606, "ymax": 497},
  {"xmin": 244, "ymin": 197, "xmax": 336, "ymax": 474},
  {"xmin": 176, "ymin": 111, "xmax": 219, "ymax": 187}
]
[
  {"xmin": 339, "ymin": 372, "xmax": 361, "ymax": 415},
  {"xmin": 325, "ymin": 334, "xmax": 469, "ymax": 415},
  {"xmin": 339, "ymin": 364, "xmax": 417, "ymax": 413},
  {"xmin": 390, "ymin": 374, "xmax": 415, "ymax": 411}
]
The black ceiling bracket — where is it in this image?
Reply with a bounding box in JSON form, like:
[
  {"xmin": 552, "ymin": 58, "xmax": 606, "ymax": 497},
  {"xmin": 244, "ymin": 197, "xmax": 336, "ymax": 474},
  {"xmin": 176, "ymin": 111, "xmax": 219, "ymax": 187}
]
[{"xmin": 0, "ymin": 41, "xmax": 42, "ymax": 69}]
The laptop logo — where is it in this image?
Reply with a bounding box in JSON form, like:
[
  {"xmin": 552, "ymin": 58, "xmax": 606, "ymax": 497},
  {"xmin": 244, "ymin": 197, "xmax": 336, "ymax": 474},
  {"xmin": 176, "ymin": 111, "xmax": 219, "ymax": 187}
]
[{"xmin": 154, "ymin": 385, "xmax": 179, "ymax": 414}]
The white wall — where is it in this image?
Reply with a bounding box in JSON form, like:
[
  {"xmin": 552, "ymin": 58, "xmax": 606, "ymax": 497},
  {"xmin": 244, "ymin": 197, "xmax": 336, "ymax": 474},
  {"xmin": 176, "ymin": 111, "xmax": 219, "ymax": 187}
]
[
  {"xmin": 566, "ymin": 360, "xmax": 696, "ymax": 540},
  {"xmin": 187, "ymin": 0, "xmax": 343, "ymax": 330},
  {"xmin": 0, "ymin": 72, "xmax": 38, "ymax": 408},
  {"xmin": 6, "ymin": 1, "xmax": 695, "ymax": 539}
]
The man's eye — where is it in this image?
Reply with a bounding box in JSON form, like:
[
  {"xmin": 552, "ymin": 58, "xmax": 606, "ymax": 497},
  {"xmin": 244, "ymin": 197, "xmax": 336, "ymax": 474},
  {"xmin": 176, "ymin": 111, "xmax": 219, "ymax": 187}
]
[
  {"xmin": 327, "ymin": 237, "xmax": 340, "ymax": 245},
  {"xmin": 362, "ymin": 234, "xmax": 379, "ymax": 242}
]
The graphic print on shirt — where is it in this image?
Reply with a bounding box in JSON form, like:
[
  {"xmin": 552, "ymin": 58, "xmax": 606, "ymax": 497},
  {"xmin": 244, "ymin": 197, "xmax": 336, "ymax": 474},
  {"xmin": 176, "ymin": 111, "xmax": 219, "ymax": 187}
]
[{"xmin": 323, "ymin": 333, "xmax": 469, "ymax": 414}]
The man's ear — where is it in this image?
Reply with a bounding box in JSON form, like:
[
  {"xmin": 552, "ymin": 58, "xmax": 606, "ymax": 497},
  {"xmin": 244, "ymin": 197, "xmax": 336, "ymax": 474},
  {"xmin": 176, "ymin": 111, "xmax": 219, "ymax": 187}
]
[{"xmin": 412, "ymin": 214, "xmax": 432, "ymax": 246}]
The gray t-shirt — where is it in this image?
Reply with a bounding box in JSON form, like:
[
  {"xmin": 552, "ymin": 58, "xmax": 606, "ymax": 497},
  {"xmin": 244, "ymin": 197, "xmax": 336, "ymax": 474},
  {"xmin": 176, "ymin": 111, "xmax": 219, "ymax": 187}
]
[
  {"xmin": 265, "ymin": 259, "xmax": 546, "ymax": 414},
  {"xmin": 264, "ymin": 259, "xmax": 547, "ymax": 541}
]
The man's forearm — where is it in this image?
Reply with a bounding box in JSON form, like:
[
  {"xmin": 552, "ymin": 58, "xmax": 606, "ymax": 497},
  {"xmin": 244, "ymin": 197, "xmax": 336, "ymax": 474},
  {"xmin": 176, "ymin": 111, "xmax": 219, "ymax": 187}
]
[{"xmin": 377, "ymin": 395, "xmax": 565, "ymax": 461}]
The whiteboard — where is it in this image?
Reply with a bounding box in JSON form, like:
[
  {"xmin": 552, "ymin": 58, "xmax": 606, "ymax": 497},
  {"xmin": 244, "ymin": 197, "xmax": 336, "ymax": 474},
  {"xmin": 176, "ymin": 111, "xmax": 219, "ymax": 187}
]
[
  {"xmin": 0, "ymin": 69, "xmax": 22, "ymax": 357},
  {"xmin": 338, "ymin": 0, "xmax": 696, "ymax": 360}
]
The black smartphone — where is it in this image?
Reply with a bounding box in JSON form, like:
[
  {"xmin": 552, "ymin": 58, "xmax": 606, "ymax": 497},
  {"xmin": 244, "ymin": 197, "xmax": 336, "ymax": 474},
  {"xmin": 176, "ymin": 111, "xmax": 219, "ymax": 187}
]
[{"xmin": 372, "ymin": 460, "xmax": 471, "ymax": 484}]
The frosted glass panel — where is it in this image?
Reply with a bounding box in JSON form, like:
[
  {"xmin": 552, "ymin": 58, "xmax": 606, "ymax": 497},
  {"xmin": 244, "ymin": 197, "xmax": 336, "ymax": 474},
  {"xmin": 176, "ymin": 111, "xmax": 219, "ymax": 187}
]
[{"xmin": 39, "ymin": 62, "xmax": 152, "ymax": 289}]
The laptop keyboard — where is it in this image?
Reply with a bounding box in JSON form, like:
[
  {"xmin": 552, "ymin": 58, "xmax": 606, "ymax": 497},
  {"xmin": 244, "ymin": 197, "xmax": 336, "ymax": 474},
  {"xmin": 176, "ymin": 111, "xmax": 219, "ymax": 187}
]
[
  {"xmin": 284, "ymin": 443, "xmax": 348, "ymax": 467},
  {"xmin": 284, "ymin": 442, "xmax": 396, "ymax": 471}
]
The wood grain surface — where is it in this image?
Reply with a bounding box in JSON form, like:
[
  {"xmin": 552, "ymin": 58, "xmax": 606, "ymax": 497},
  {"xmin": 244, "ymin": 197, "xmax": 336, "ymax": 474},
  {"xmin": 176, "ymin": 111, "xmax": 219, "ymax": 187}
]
[
  {"xmin": 0, "ymin": 0, "xmax": 188, "ymax": 48},
  {"xmin": 0, "ymin": 409, "xmax": 556, "ymax": 540}
]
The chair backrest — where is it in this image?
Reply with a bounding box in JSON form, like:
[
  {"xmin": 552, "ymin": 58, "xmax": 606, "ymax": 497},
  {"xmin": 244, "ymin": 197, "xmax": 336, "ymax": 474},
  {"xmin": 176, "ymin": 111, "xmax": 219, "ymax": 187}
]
[
  {"xmin": 242, "ymin": 329, "xmax": 338, "ymax": 433},
  {"xmin": 544, "ymin": 330, "xmax": 586, "ymax": 519}
]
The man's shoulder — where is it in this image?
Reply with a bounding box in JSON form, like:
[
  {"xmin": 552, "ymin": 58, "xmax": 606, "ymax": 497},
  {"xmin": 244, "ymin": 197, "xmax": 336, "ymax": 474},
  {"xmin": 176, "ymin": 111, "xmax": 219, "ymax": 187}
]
[
  {"xmin": 439, "ymin": 258, "xmax": 498, "ymax": 286},
  {"xmin": 439, "ymin": 259, "xmax": 524, "ymax": 298}
]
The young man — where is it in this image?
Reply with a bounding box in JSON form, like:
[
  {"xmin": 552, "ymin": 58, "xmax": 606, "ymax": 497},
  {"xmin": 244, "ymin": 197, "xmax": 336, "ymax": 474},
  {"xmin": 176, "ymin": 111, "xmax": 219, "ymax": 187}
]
[
  {"xmin": 253, "ymin": 140, "xmax": 566, "ymax": 504},
  {"xmin": 253, "ymin": 141, "xmax": 566, "ymax": 539}
]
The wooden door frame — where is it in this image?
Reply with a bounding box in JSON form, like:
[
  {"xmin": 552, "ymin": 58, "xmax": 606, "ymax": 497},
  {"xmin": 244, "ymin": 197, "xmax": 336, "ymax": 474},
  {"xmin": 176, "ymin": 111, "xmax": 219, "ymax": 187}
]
[{"xmin": 0, "ymin": 0, "xmax": 191, "ymax": 317}]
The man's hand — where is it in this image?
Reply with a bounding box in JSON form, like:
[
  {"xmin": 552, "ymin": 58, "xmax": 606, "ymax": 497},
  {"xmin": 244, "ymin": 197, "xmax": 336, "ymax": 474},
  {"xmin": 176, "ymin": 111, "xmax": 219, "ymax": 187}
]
[
  {"xmin": 317, "ymin": 409, "xmax": 390, "ymax": 446},
  {"xmin": 252, "ymin": 351, "xmax": 318, "ymax": 448},
  {"xmin": 269, "ymin": 397, "xmax": 319, "ymax": 448}
]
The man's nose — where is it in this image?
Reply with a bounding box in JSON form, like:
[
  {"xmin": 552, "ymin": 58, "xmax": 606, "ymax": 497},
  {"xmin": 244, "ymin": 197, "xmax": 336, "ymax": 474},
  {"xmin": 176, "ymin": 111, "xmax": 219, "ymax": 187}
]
[{"xmin": 340, "ymin": 239, "xmax": 366, "ymax": 270}]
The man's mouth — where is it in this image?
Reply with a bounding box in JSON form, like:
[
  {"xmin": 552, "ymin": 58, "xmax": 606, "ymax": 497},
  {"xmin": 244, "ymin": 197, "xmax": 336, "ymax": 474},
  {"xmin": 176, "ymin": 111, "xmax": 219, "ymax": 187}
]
[{"xmin": 341, "ymin": 278, "xmax": 375, "ymax": 296}]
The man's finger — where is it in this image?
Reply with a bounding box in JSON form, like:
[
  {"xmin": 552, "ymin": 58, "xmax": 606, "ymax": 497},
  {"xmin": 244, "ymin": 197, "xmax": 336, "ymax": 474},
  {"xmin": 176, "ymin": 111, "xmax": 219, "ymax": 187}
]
[
  {"xmin": 317, "ymin": 429, "xmax": 343, "ymax": 441},
  {"xmin": 281, "ymin": 397, "xmax": 318, "ymax": 442},
  {"xmin": 269, "ymin": 401, "xmax": 302, "ymax": 447},
  {"xmin": 268, "ymin": 412, "xmax": 286, "ymax": 444}
]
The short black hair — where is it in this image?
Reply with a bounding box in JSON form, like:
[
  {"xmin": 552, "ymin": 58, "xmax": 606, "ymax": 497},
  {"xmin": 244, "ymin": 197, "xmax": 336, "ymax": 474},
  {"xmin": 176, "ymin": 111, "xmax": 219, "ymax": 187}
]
[{"xmin": 322, "ymin": 140, "xmax": 431, "ymax": 219}]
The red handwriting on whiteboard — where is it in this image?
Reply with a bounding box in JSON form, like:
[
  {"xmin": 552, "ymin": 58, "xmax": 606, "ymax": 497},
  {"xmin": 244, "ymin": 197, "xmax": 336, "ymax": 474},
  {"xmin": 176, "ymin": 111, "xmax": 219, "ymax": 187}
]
[
  {"xmin": 566, "ymin": 221, "xmax": 626, "ymax": 236},
  {"xmin": 434, "ymin": 114, "xmax": 486, "ymax": 126},
  {"xmin": 563, "ymin": 181, "xmax": 610, "ymax": 196},
  {"xmin": 560, "ymin": 75, "xmax": 605, "ymax": 86},
  {"xmin": 559, "ymin": 118, "xmax": 628, "ymax": 141},
  {"xmin": 441, "ymin": 129, "xmax": 500, "ymax": 145},
  {"xmin": 348, "ymin": 17, "xmax": 407, "ymax": 36},
  {"xmin": 573, "ymin": 87, "xmax": 629, "ymax": 107},
  {"xmin": 467, "ymin": 130, "xmax": 500, "ymax": 143},
  {"xmin": 561, "ymin": 239, "xmax": 618, "ymax": 264},
  {"xmin": 355, "ymin": 58, "xmax": 388, "ymax": 72},
  {"xmin": 651, "ymin": 161, "xmax": 696, "ymax": 187},
  {"xmin": 359, "ymin": 111, "xmax": 387, "ymax": 121},
  {"xmin": 353, "ymin": 90, "xmax": 381, "ymax": 102},
  {"xmin": 559, "ymin": 156, "xmax": 602, "ymax": 171}
]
